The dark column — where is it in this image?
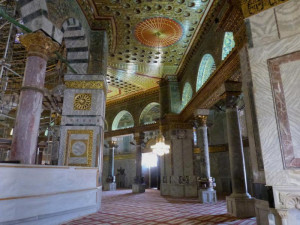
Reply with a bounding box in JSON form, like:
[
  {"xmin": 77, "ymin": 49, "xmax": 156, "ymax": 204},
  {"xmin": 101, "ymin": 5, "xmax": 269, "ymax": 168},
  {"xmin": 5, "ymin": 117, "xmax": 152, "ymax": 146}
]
[
  {"xmin": 10, "ymin": 31, "xmax": 59, "ymax": 164},
  {"xmin": 225, "ymin": 93, "xmax": 255, "ymax": 218},
  {"xmin": 132, "ymin": 132, "xmax": 145, "ymax": 193},
  {"xmin": 104, "ymin": 140, "xmax": 117, "ymax": 191}
]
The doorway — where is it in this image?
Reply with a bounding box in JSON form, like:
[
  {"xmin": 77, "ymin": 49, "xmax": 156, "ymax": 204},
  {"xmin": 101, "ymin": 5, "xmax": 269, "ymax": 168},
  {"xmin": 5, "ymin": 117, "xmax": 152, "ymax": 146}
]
[{"xmin": 142, "ymin": 152, "xmax": 159, "ymax": 189}]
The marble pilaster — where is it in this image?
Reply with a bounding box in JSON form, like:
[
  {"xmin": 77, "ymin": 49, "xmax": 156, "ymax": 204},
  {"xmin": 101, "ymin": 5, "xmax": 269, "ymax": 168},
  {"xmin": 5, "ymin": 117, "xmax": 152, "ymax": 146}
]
[
  {"xmin": 132, "ymin": 132, "xmax": 145, "ymax": 193},
  {"xmin": 225, "ymin": 94, "xmax": 255, "ymax": 218},
  {"xmin": 10, "ymin": 31, "xmax": 59, "ymax": 164},
  {"xmin": 194, "ymin": 109, "xmax": 217, "ymax": 203}
]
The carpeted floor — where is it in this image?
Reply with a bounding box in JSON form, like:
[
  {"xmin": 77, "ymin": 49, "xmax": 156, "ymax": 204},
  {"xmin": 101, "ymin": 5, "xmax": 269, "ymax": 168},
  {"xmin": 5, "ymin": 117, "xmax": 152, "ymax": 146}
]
[{"xmin": 63, "ymin": 189, "xmax": 256, "ymax": 225}]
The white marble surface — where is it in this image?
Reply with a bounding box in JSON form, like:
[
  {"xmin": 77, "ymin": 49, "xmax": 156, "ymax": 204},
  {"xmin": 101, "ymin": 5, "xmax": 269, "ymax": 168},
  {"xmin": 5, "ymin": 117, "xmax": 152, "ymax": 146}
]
[
  {"xmin": 0, "ymin": 164, "xmax": 100, "ymax": 224},
  {"xmin": 247, "ymin": 1, "xmax": 300, "ymax": 222}
]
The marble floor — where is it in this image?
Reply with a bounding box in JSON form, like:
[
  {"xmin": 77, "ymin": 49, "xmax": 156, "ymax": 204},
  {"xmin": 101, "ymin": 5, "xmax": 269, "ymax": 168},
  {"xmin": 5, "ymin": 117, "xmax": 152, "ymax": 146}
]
[{"xmin": 63, "ymin": 189, "xmax": 256, "ymax": 225}]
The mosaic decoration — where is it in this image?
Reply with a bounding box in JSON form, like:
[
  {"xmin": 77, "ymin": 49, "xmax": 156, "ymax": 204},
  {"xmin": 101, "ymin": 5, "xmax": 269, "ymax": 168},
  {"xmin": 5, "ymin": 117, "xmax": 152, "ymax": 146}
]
[
  {"xmin": 241, "ymin": 0, "xmax": 289, "ymax": 18},
  {"xmin": 134, "ymin": 17, "xmax": 183, "ymax": 47},
  {"xmin": 181, "ymin": 82, "xmax": 193, "ymax": 109},
  {"xmin": 65, "ymin": 81, "xmax": 104, "ymax": 90},
  {"xmin": 222, "ymin": 32, "xmax": 235, "ymax": 60},
  {"xmin": 139, "ymin": 102, "xmax": 160, "ymax": 125},
  {"xmin": 73, "ymin": 93, "xmax": 92, "ymax": 110},
  {"xmin": 77, "ymin": 0, "xmax": 212, "ymax": 101},
  {"xmin": 65, "ymin": 130, "xmax": 94, "ymax": 167},
  {"xmin": 196, "ymin": 54, "xmax": 216, "ymax": 91},
  {"xmin": 112, "ymin": 110, "xmax": 134, "ymax": 131}
]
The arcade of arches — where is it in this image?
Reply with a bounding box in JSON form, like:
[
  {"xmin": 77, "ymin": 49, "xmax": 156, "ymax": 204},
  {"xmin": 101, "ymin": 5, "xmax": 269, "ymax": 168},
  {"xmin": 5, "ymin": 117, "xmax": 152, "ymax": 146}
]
[{"xmin": 0, "ymin": 0, "xmax": 299, "ymax": 225}]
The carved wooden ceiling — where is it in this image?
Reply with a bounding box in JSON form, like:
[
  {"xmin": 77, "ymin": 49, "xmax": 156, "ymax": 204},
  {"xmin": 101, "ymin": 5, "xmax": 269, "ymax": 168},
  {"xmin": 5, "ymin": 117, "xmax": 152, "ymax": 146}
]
[{"xmin": 77, "ymin": 0, "xmax": 213, "ymax": 101}]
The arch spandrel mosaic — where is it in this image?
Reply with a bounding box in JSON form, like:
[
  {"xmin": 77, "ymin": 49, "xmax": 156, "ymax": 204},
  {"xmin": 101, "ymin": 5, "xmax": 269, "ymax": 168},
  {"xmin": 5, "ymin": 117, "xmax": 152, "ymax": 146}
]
[{"xmin": 181, "ymin": 82, "xmax": 193, "ymax": 109}]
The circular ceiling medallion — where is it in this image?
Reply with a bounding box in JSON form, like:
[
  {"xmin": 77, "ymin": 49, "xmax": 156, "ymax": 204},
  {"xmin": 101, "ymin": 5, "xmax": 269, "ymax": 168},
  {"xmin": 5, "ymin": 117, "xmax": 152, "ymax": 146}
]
[{"xmin": 134, "ymin": 17, "xmax": 183, "ymax": 47}]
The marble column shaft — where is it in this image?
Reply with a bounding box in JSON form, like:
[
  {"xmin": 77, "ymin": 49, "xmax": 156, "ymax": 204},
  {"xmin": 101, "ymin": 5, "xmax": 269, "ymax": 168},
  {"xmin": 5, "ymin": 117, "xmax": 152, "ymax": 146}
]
[
  {"xmin": 196, "ymin": 117, "xmax": 211, "ymax": 179},
  {"xmin": 10, "ymin": 31, "xmax": 59, "ymax": 164},
  {"xmin": 226, "ymin": 105, "xmax": 250, "ymax": 197},
  {"xmin": 134, "ymin": 133, "xmax": 144, "ymax": 183},
  {"xmin": 107, "ymin": 141, "xmax": 116, "ymax": 181}
]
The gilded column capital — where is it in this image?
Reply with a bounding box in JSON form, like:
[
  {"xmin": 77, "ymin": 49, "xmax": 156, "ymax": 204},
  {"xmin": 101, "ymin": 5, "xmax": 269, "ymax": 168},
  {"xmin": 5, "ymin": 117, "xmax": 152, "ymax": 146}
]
[
  {"xmin": 108, "ymin": 140, "xmax": 118, "ymax": 149},
  {"xmin": 20, "ymin": 31, "xmax": 60, "ymax": 60},
  {"xmin": 195, "ymin": 115, "xmax": 208, "ymax": 127}
]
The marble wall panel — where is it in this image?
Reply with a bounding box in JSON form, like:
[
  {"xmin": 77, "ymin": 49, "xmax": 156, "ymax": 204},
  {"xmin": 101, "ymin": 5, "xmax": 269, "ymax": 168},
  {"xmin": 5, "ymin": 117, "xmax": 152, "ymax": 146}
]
[
  {"xmin": 247, "ymin": 0, "xmax": 300, "ymax": 191},
  {"xmin": 248, "ymin": 9, "xmax": 279, "ymax": 48},
  {"xmin": 275, "ymin": 1, "xmax": 300, "ymax": 39}
]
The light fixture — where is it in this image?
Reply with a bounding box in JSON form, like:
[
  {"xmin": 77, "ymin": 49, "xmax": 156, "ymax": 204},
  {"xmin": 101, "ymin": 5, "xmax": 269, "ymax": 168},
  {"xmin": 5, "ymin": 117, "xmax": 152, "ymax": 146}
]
[{"xmin": 151, "ymin": 126, "xmax": 170, "ymax": 156}]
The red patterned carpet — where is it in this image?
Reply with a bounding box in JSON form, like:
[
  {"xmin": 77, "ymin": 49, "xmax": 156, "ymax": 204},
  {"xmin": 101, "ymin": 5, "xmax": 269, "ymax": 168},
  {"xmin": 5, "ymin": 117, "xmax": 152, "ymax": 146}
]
[{"xmin": 64, "ymin": 189, "xmax": 256, "ymax": 225}]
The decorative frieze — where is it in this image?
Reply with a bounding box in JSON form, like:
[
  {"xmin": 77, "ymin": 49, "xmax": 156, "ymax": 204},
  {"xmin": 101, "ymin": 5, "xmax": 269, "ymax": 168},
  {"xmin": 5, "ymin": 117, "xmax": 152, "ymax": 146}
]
[{"xmin": 65, "ymin": 81, "xmax": 105, "ymax": 90}]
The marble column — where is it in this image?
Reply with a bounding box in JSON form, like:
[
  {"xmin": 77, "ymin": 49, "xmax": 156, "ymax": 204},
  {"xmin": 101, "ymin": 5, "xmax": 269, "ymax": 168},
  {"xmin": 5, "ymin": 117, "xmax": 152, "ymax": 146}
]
[
  {"xmin": 194, "ymin": 109, "xmax": 217, "ymax": 203},
  {"xmin": 132, "ymin": 132, "xmax": 145, "ymax": 193},
  {"xmin": 10, "ymin": 31, "xmax": 59, "ymax": 164},
  {"xmin": 225, "ymin": 94, "xmax": 255, "ymax": 218},
  {"xmin": 104, "ymin": 141, "xmax": 117, "ymax": 191}
]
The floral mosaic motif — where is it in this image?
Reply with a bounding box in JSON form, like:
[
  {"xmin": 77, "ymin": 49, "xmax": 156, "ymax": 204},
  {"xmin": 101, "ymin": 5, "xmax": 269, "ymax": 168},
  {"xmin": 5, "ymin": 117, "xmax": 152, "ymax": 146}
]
[
  {"xmin": 222, "ymin": 32, "xmax": 235, "ymax": 60},
  {"xmin": 112, "ymin": 110, "xmax": 134, "ymax": 131},
  {"xmin": 196, "ymin": 54, "xmax": 216, "ymax": 91},
  {"xmin": 181, "ymin": 82, "xmax": 193, "ymax": 109}
]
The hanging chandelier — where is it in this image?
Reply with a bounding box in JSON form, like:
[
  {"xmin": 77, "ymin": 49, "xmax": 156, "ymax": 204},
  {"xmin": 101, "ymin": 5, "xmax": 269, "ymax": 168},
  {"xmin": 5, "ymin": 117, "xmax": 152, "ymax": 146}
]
[{"xmin": 151, "ymin": 128, "xmax": 170, "ymax": 156}]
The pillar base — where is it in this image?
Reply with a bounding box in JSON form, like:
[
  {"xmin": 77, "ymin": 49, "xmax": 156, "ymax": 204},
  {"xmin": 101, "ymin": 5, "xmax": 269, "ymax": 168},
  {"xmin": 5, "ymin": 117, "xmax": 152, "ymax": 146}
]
[
  {"xmin": 226, "ymin": 195, "xmax": 255, "ymax": 218},
  {"xmin": 199, "ymin": 188, "xmax": 217, "ymax": 203},
  {"xmin": 103, "ymin": 182, "xmax": 116, "ymax": 191},
  {"xmin": 132, "ymin": 183, "xmax": 145, "ymax": 193}
]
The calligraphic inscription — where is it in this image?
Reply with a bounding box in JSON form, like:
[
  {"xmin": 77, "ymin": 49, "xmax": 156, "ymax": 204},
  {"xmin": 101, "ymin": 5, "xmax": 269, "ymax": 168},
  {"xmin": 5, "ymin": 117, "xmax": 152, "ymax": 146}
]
[{"xmin": 241, "ymin": 0, "xmax": 288, "ymax": 18}]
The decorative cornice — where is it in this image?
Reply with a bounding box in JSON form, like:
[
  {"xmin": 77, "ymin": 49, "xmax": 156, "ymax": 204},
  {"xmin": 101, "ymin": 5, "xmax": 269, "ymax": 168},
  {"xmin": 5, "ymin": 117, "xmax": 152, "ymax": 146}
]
[
  {"xmin": 104, "ymin": 123, "xmax": 159, "ymax": 138},
  {"xmin": 103, "ymin": 153, "xmax": 135, "ymax": 161},
  {"xmin": 106, "ymin": 87, "xmax": 159, "ymax": 106},
  {"xmin": 180, "ymin": 48, "xmax": 240, "ymax": 122},
  {"xmin": 65, "ymin": 81, "xmax": 105, "ymax": 90}
]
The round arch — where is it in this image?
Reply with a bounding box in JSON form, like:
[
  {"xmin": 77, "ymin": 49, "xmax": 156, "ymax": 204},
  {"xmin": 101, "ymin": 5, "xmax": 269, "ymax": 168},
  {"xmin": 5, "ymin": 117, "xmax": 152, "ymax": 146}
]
[
  {"xmin": 139, "ymin": 102, "xmax": 160, "ymax": 125},
  {"xmin": 181, "ymin": 82, "xmax": 193, "ymax": 109},
  {"xmin": 112, "ymin": 110, "xmax": 134, "ymax": 131},
  {"xmin": 196, "ymin": 54, "xmax": 216, "ymax": 91},
  {"xmin": 222, "ymin": 32, "xmax": 235, "ymax": 60}
]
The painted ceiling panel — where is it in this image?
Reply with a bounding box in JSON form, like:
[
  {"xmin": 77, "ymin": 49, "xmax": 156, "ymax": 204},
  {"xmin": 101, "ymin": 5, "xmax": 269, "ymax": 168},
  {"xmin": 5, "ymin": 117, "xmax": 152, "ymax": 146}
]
[{"xmin": 77, "ymin": 0, "xmax": 212, "ymax": 101}]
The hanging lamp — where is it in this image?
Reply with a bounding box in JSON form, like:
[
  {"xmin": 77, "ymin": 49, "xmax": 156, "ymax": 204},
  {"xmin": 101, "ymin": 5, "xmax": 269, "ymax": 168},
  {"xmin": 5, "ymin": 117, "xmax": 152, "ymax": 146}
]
[{"xmin": 151, "ymin": 125, "xmax": 170, "ymax": 156}]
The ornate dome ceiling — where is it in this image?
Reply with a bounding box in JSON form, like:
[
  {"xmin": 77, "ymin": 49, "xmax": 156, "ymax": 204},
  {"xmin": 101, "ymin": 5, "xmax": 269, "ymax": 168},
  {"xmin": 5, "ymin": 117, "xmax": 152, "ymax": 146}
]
[
  {"xmin": 134, "ymin": 17, "xmax": 183, "ymax": 48},
  {"xmin": 76, "ymin": 0, "xmax": 212, "ymax": 102}
]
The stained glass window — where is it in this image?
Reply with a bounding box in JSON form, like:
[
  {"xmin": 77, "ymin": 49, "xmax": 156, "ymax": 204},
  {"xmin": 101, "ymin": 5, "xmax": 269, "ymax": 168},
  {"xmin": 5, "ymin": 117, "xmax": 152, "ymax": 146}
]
[
  {"xmin": 196, "ymin": 54, "xmax": 216, "ymax": 91},
  {"xmin": 181, "ymin": 82, "xmax": 193, "ymax": 109},
  {"xmin": 222, "ymin": 32, "xmax": 235, "ymax": 60},
  {"xmin": 112, "ymin": 110, "xmax": 134, "ymax": 131}
]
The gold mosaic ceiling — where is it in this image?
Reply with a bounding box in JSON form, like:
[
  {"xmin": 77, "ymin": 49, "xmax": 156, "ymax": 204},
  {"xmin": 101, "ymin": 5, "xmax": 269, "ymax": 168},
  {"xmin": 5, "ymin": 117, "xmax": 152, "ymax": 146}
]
[{"xmin": 77, "ymin": 0, "xmax": 212, "ymax": 101}]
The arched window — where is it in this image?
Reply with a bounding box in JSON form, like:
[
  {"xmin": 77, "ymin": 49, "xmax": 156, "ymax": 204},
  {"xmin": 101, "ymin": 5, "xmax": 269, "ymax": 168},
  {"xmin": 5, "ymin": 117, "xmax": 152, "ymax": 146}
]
[
  {"xmin": 181, "ymin": 82, "xmax": 193, "ymax": 109},
  {"xmin": 139, "ymin": 103, "xmax": 160, "ymax": 125},
  {"xmin": 196, "ymin": 54, "xmax": 216, "ymax": 91},
  {"xmin": 222, "ymin": 32, "xmax": 235, "ymax": 60},
  {"xmin": 112, "ymin": 110, "xmax": 134, "ymax": 131}
]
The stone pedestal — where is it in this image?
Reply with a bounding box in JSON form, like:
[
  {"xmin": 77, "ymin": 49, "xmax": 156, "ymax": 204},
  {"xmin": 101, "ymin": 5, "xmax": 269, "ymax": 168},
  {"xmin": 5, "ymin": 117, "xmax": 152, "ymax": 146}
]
[
  {"xmin": 132, "ymin": 183, "xmax": 145, "ymax": 193},
  {"xmin": 103, "ymin": 182, "xmax": 116, "ymax": 191},
  {"xmin": 10, "ymin": 31, "xmax": 59, "ymax": 164},
  {"xmin": 226, "ymin": 195, "xmax": 255, "ymax": 218},
  {"xmin": 199, "ymin": 189, "xmax": 217, "ymax": 204}
]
